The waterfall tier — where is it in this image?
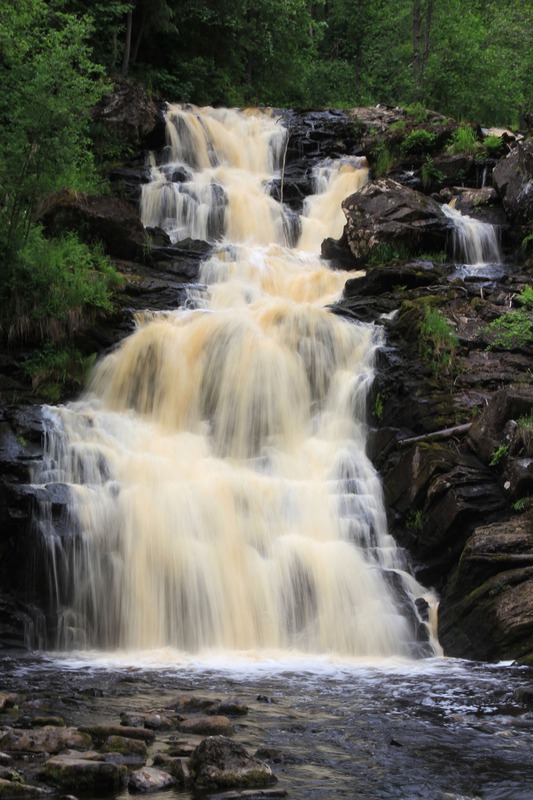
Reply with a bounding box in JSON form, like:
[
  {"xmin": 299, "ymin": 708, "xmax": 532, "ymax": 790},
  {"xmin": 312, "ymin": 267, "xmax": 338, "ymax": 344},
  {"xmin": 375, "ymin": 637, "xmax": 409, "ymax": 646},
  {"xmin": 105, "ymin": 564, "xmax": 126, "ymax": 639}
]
[{"xmin": 34, "ymin": 106, "xmax": 437, "ymax": 659}]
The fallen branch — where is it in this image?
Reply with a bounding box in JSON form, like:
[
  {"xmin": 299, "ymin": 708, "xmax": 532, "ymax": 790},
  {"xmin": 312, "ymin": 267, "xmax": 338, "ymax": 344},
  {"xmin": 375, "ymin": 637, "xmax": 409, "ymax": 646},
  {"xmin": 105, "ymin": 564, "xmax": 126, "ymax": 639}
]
[{"xmin": 398, "ymin": 423, "xmax": 472, "ymax": 448}]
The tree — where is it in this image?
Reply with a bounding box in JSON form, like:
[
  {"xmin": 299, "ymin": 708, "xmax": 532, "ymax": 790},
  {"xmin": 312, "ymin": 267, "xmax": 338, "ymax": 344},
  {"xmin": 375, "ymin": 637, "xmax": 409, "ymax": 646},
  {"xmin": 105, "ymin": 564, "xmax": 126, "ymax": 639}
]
[{"xmin": 0, "ymin": 0, "xmax": 118, "ymax": 343}]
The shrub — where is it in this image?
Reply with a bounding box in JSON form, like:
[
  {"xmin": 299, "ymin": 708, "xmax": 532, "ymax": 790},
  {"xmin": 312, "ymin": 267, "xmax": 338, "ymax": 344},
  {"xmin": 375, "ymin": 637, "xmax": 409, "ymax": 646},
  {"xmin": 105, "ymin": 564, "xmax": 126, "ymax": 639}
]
[
  {"xmin": 418, "ymin": 306, "xmax": 458, "ymax": 376},
  {"xmin": 400, "ymin": 129, "xmax": 436, "ymax": 154},
  {"xmin": 0, "ymin": 227, "xmax": 123, "ymax": 343},
  {"xmin": 447, "ymin": 125, "xmax": 482, "ymax": 156}
]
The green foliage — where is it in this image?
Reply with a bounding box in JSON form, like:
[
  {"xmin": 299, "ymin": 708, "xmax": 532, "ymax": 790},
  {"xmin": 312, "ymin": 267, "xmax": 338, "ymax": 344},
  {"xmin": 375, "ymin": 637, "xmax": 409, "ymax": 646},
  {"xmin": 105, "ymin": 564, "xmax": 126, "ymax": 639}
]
[
  {"xmin": 0, "ymin": 1, "xmax": 119, "ymax": 345},
  {"xmin": 421, "ymin": 156, "xmax": 445, "ymax": 188},
  {"xmin": 483, "ymin": 303, "xmax": 533, "ymax": 351},
  {"xmin": 368, "ymin": 242, "xmax": 411, "ymax": 265},
  {"xmin": 0, "ymin": 227, "xmax": 122, "ymax": 343},
  {"xmin": 403, "ymin": 103, "xmax": 430, "ymax": 123},
  {"xmin": 483, "ymin": 134, "xmax": 503, "ymax": 156},
  {"xmin": 512, "ymin": 496, "xmax": 533, "ymax": 512},
  {"xmin": 518, "ymin": 286, "xmax": 533, "ymax": 310},
  {"xmin": 490, "ymin": 444, "xmax": 509, "ymax": 466},
  {"xmin": 418, "ymin": 307, "xmax": 459, "ymax": 376},
  {"xmin": 400, "ymin": 129, "xmax": 436, "ymax": 154},
  {"xmin": 406, "ymin": 509, "xmax": 425, "ymax": 532},
  {"xmin": 447, "ymin": 125, "xmax": 482, "ymax": 156},
  {"xmin": 374, "ymin": 392, "xmax": 384, "ymax": 422},
  {"xmin": 23, "ymin": 343, "xmax": 96, "ymax": 402},
  {"xmin": 372, "ymin": 144, "xmax": 396, "ymax": 178},
  {"xmin": 0, "ymin": 0, "xmax": 108, "ymax": 253}
]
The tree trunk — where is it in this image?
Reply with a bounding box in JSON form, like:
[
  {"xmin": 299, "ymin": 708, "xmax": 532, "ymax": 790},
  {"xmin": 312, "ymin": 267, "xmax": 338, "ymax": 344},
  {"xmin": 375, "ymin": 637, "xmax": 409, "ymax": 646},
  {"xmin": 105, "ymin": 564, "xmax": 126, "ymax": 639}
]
[
  {"xmin": 121, "ymin": 10, "xmax": 133, "ymax": 77},
  {"xmin": 412, "ymin": 0, "xmax": 433, "ymax": 99}
]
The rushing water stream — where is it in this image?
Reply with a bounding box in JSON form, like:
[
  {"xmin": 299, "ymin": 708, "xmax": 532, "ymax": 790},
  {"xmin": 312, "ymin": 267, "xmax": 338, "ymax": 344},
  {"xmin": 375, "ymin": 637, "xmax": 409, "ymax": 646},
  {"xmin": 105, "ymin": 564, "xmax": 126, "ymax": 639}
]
[{"xmin": 18, "ymin": 106, "xmax": 533, "ymax": 799}]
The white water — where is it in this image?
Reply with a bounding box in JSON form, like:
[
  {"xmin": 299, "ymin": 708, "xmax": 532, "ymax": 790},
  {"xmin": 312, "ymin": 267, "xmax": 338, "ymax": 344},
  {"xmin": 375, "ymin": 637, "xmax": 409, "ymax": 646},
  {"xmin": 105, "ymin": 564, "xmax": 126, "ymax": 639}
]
[
  {"xmin": 442, "ymin": 202, "xmax": 502, "ymax": 265},
  {"xmin": 35, "ymin": 105, "xmax": 438, "ymax": 659}
]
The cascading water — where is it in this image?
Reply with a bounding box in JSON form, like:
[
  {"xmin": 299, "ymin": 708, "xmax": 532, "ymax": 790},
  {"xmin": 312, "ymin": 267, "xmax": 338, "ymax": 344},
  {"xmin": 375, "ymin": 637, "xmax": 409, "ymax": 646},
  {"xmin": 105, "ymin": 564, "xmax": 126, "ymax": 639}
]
[
  {"xmin": 34, "ymin": 105, "xmax": 437, "ymax": 659},
  {"xmin": 442, "ymin": 201, "xmax": 502, "ymax": 265}
]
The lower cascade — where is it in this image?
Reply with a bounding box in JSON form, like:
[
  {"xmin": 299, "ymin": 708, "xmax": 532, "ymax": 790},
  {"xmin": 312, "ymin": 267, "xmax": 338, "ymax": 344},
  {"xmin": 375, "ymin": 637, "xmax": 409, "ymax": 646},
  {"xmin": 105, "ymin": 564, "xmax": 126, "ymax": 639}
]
[{"xmin": 34, "ymin": 105, "xmax": 438, "ymax": 658}]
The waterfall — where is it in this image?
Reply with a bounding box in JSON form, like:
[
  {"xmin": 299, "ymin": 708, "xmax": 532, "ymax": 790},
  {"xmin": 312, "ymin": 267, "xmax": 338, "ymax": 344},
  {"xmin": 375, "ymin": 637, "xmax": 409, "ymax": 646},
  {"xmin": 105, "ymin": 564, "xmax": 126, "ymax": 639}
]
[
  {"xmin": 34, "ymin": 106, "xmax": 437, "ymax": 659},
  {"xmin": 442, "ymin": 202, "xmax": 502, "ymax": 265}
]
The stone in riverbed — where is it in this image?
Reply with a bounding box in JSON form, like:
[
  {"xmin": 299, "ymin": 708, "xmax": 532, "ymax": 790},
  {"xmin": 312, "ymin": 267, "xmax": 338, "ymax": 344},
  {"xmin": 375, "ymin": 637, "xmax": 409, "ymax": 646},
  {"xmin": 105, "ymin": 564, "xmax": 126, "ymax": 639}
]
[
  {"xmin": 179, "ymin": 716, "xmax": 234, "ymax": 737},
  {"xmin": 43, "ymin": 750, "xmax": 128, "ymax": 792},
  {"xmin": 128, "ymin": 766, "xmax": 176, "ymax": 793},
  {"xmin": 0, "ymin": 778, "xmax": 51, "ymax": 798},
  {"xmin": 100, "ymin": 735, "xmax": 147, "ymax": 765},
  {"xmin": 152, "ymin": 753, "xmax": 192, "ymax": 785},
  {"xmin": 0, "ymin": 727, "xmax": 92, "ymax": 755},
  {"xmin": 78, "ymin": 724, "xmax": 155, "ymax": 744},
  {"xmin": 189, "ymin": 736, "xmax": 276, "ymax": 789}
]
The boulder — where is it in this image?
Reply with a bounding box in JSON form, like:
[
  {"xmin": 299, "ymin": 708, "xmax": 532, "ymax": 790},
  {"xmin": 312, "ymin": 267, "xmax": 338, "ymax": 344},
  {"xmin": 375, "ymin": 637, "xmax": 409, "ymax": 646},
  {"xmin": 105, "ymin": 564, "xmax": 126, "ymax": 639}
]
[
  {"xmin": 0, "ymin": 727, "xmax": 91, "ymax": 755},
  {"xmin": 152, "ymin": 754, "xmax": 192, "ymax": 785},
  {"xmin": 189, "ymin": 736, "xmax": 276, "ymax": 789},
  {"xmin": 128, "ymin": 766, "xmax": 175, "ymax": 793},
  {"xmin": 43, "ymin": 750, "xmax": 128, "ymax": 792},
  {"xmin": 493, "ymin": 141, "xmax": 533, "ymax": 224},
  {"xmin": 100, "ymin": 735, "xmax": 147, "ymax": 765},
  {"xmin": 341, "ymin": 179, "xmax": 449, "ymax": 261},
  {"xmin": 467, "ymin": 385, "xmax": 533, "ymax": 466},
  {"xmin": 0, "ymin": 779, "xmax": 50, "ymax": 798},
  {"xmin": 78, "ymin": 724, "xmax": 155, "ymax": 744},
  {"xmin": 179, "ymin": 716, "xmax": 234, "ymax": 737},
  {"xmin": 438, "ymin": 514, "xmax": 533, "ymax": 662},
  {"xmin": 38, "ymin": 189, "xmax": 148, "ymax": 261},
  {"xmin": 91, "ymin": 78, "xmax": 164, "ymax": 151}
]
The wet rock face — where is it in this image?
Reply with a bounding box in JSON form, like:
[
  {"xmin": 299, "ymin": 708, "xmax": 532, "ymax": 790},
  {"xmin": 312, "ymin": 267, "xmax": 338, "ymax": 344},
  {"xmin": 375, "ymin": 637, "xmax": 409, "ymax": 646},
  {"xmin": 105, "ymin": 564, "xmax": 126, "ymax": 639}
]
[
  {"xmin": 91, "ymin": 77, "xmax": 165, "ymax": 152},
  {"xmin": 38, "ymin": 189, "xmax": 149, "ymax": 261},
  {"xmin": 493, "ymin": 141, "xmax": 533, "ymax": 225},
  {"xmin": 341, "ymin": 179, "xmax": 449, "ymax": 261},
  {"xmin": 438, "ymin": 515, "xmax": 533, "ymax": 662}
]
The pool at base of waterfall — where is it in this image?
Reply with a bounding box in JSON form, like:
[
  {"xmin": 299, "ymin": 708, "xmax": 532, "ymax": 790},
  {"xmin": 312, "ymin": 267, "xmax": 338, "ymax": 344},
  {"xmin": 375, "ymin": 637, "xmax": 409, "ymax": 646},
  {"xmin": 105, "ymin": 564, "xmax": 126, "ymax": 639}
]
[{"xmin": 1, "ymin": 651, "xmax": 532, "ymax": 800}]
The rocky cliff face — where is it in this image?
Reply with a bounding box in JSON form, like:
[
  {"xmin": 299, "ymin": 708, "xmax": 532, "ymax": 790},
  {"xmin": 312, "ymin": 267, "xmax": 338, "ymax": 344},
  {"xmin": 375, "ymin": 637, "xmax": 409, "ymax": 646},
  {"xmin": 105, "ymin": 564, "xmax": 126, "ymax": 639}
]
[{"xmin": 1, "ymin": 91, "xmax": 532, "ymax": 661}]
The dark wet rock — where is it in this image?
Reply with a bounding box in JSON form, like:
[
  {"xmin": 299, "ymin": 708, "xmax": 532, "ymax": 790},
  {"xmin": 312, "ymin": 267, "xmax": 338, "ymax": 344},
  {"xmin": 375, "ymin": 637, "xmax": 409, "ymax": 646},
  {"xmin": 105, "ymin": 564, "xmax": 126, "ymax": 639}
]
[
  {"xmin": 493, "ymin": 141, "xmax": 533, "ymax": 224},
  {"xmin": 166, "ymin": 695, "xmax": 217, "ymax": 713},
  {"xmin": 211, "ymin": 791, "xmax": 287, "ymax": 799},
  {"xmin": 0, "ymin": 728, "xmax": 92, "ymax": 755},
  {"xmin": 43, "ymin": 750, "xmax": 128, "ymax": 792},
  {"xmin": 100, "ymin": 735, "xmax": 147, "ymax": 765},
  {"xmin": 152, "ymin": 754, "xmax": 192, "ymax": 785},
  {"xmin": 341, "ymin": 179, "xmax": 450, "ymax": 262},
  {"xmin": 189, "ymin": 736, "xmax": 276, "ymax": 789},
  {"xmin": 254, "ymin": 747, "xmax": 305, "ymax": 766},
  {"xmin": 92, "ymin": 78, "xmax": 164, "ymax": 152},
  {"xmin": 38, "ymin": 189, "xmax": 149, "ymax": 262},
  {"xmin": 515, "ymin": 687, "xmax": 533, "ymax": 706},
  {"xmin": 210, "ymin": 699, "xmax": 249, "ymax": 717},
  {"xmin": 141, "ymin": 712, "xmax": 175, "ymax": 730},
  {"xmin": 0, "ymin": 778, "xmax": 51, "ymax": 798},
  {"xmin": 438, "ymin": 514, "xmax": 533, "ymax": 662},
  {"xmin": 166, "ymin": 738, "xmax": 200, "ymax": 757},
  {"xmin": 430, "ymin": 154, "xmax": 476, "ymax": 187},
  {"xmin": 179, "ymin": 716, "xmax": 234, "ymax": 737},
  {"xmin": 467, "ymin": 385, "xmax": 533, "ymax": 466},
  {"xmin": 128, "ymin": 766, "xmax": 176, "ymax": 793},
  {"xmin": 344, "ymin": 261, "xmax": 445, "ymax": 296},
  {"xmin": 78, "ymin": 724, "xmax": 155, "ymax": 744}
]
